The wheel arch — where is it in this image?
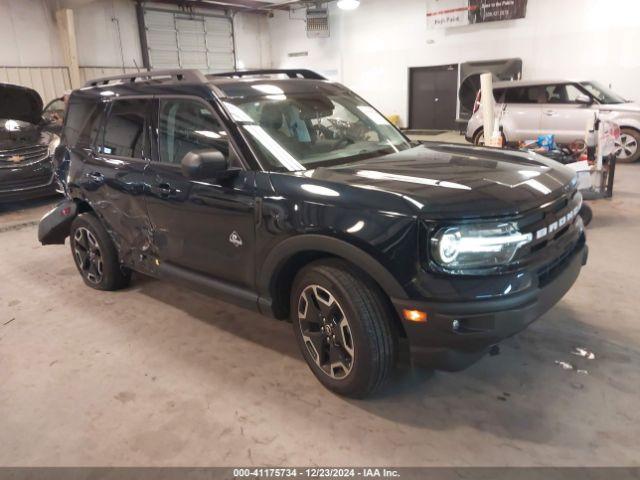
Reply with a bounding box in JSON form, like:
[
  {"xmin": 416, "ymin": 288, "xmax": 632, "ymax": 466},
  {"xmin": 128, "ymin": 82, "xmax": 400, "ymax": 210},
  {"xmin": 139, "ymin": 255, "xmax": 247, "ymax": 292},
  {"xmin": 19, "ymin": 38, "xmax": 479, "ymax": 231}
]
[
  {"xmin": 258, "ymin": 235, "xmax": 408, "ymax": 322},
  {"xmin": 471, "ymin": 126, "xmax": 485, "ymax": 145}
]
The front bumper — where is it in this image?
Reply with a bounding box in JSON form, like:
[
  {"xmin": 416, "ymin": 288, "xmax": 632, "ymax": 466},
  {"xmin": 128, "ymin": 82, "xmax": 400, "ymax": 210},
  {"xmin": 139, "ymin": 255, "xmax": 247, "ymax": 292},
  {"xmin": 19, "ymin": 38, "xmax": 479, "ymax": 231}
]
[
  {"xmin": 392, "ymin": 241, "xmax": 588, "ymax": 371},
  {"xmin": 0, "ymin": 159, "xmax": 59, "ymax": 202}
]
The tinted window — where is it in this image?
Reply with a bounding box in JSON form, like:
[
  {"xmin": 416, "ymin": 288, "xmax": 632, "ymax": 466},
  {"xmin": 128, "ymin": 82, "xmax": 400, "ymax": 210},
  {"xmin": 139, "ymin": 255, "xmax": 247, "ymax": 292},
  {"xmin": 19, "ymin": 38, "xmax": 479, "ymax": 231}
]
[
  {"xmin": 158, "ymin": 98, "xmax": 229, "ymax": 165},
  {"xmin": 64, "ymin": 95, "xmax": 102, "ymax": 147},
  {"xmin": 500, "ymin": 86, "xmax": 548, "ymax": 104},
  {"xmin": 543, "ymin": 84, "xmax": 585, "ymax": 104},
  {"xmin": 101, "ymin": 100, "xmax": 149, "ymax": 158}
]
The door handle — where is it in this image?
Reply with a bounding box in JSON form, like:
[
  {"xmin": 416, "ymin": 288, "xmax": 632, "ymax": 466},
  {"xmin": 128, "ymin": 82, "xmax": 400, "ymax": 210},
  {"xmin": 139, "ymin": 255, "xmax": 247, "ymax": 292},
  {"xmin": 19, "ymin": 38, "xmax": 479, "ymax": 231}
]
[
  {"xmin": 156, "ymin": 183, "xmax": 176, "ymax": 198},
  {"xmin": 543, "ymin": 110, "xmax": 556, "ymax": 116},
  {"xmin": 86, "ymin": 172, "xmax": 104, "ymax": 183}
]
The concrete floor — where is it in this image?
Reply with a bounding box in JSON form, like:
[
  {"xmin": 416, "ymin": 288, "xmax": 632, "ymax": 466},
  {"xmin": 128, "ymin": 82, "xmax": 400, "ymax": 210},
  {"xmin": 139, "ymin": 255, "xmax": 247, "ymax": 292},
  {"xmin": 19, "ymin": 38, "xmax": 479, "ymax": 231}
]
[{"xmin": 1, "ymin": 158, "xmax": 640, "ymax": 466}]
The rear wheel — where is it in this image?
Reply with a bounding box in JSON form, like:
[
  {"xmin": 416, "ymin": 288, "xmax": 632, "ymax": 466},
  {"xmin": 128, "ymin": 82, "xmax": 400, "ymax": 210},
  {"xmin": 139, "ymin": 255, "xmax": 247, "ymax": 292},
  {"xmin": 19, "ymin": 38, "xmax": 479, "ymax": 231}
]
[
  {"xmin": 473, "ymin": 128, "xmax": 485, "ymax": 146},
  {"xmin": 615, "ymin": 128, "xmax": 640, "ymax": 163},
  {"xmin": 291, "ymin": 260, "xmax": 396, "ymax": 398},
  {"xmin": 70, "ymin": 213, "xmax": 131, "ymax": 291}
]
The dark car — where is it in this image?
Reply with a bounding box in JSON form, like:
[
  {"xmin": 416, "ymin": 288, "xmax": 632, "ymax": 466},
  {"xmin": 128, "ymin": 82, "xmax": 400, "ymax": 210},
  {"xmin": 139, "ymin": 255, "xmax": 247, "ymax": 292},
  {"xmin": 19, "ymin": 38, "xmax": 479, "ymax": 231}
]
[
  {"xmin": 39, "ymin": 69, "xmax": 587, "ymax": 398},
  {"xmin": 0, "ymin": 83, "xmax": 65, "ymax": 202}
]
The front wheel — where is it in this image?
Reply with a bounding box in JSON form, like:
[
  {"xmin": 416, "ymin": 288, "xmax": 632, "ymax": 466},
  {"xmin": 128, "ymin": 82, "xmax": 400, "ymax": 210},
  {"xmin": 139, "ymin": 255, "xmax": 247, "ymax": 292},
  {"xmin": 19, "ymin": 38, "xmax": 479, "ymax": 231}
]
[
  {"xmin": 291, "ymin": 260, "xmax": 396, "ymax": 398},
  {"xmin": 615, "ymin": 128, "xmax": 640, "ymax": 163}
]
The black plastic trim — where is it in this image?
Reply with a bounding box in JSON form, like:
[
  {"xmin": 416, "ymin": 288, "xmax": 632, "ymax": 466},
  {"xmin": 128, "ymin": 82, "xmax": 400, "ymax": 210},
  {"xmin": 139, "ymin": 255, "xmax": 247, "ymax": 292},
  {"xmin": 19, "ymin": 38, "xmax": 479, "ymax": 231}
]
[{"xmin": 159, "ymin": 261, "xmax": 259, "ymax": 312}]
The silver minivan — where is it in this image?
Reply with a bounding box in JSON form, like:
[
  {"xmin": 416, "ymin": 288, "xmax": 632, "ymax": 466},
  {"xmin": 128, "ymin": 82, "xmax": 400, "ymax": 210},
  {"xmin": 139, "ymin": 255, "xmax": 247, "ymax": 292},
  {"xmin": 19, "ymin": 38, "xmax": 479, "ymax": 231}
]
[{"xmin": 465, "ymin": 79, "xmax": 640, "ymax": 162}]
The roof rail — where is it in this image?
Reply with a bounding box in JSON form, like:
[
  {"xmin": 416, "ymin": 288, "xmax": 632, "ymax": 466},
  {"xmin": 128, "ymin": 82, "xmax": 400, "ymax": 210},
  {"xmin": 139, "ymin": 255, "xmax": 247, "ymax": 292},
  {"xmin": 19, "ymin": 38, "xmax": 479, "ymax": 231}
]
[
  {"xmin": 209, "ymin": 69, "xmax": 327, "ymax": 81},
  {"xmin": 83, "ymin": 69, "xmax": 208, "ymax": 88}
]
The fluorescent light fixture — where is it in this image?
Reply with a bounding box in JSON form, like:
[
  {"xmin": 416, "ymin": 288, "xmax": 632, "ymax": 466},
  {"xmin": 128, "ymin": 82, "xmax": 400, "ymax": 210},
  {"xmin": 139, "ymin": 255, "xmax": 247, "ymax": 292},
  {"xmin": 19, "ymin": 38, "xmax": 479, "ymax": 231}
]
[{"xmin": 337, "ymin": 0, "xmax": 360, "ymax": 10}]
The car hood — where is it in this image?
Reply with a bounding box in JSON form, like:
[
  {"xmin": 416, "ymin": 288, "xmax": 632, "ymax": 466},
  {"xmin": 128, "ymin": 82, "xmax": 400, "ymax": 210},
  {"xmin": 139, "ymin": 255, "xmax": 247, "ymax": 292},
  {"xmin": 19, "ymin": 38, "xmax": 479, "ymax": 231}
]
[
  {"xmin": 280, "ymin": 143, "xmax": 576, "ymax": 219},
  {"xmin": 597, "ymin": 101, "xmax": 640, "ymax": 113},
  {"xmin": 0, "ymin": 118, "xmax": 48, "ymax": 151},
  {"xmin": 0, "ymin": 83, "xmax": 43, "ymax": 125}
]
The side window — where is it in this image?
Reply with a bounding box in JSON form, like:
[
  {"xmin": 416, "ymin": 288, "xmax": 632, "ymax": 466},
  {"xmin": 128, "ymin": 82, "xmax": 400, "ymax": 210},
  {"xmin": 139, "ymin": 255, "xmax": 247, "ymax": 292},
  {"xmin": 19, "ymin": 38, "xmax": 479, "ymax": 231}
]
[
  {"xmin": 502, "ymin": 87, "xmax": 529, "ymax": 103},
  {"xmin": 101, "ymin": 99, "xmax": 149, "ymax": 158},
  {"xmin": 158, "ymin": 98, "xmax": 229, "ymax": 165},
  {"xmin": 545, "ymin": 84, "xmax": 567, "ymax": 103},
  {"xmin": 64, "ymin": 97, "xmax": 101, "ymax": 147},
  {"xmin": 502, "ymin": 86, "xmax": 548, "ymax": 104},
  {"xmin": 565, "ymin": 84, "xmax": 586, "ymax": 103},
  {"xmin": 543, "ymin": 84, "xmax": 585, "ymax": 104}
]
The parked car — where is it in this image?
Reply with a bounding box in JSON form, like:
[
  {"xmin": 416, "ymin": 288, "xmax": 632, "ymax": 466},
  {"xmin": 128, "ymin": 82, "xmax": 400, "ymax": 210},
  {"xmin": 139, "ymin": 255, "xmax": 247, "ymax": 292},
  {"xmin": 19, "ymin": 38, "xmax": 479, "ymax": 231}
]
[
  {"xmin": 39, "ymin": 69, "xmax": 587, "ymax": 397},
  {"xmin": 466, "ymin": 79, "xmax": 640, "ymax": 163},
  {"xmin": 0, "ymin": 83, "xmax": 64, "ymax": 202}
]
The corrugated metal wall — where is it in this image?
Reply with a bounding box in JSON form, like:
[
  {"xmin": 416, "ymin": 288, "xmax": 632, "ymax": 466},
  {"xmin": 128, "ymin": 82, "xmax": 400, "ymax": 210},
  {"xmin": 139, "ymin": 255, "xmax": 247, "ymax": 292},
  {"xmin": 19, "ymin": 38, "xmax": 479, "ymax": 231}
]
[
  {"xmin": 79, "ymin": 67, "xmax": 140, "ymax": 84},
  {"xmin": 0, "ymin": 67, "xmax": 71, "ymax": 104},
  {"xmin": 143, "ymin": 8, "xmax": 235, "ymax": 73},
  {"xmin": 0, "ymin": 66, "xmax": 144, "ymax": 105}
]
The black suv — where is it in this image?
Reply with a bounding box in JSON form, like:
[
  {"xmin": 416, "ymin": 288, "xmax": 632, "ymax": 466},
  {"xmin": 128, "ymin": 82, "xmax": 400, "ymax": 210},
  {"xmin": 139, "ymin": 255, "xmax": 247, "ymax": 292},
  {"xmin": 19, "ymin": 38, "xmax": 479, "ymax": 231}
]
[{"xmin": 39, "ymin": 69, "xmax": 587, "ymax": 397}]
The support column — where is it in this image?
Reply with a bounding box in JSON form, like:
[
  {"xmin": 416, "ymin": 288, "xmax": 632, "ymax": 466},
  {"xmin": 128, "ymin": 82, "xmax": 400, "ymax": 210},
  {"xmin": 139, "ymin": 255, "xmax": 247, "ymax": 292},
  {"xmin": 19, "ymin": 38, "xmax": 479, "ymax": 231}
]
[{"xmin": 56, "ymin": 8, "xmax": 81, "ymax": 89}]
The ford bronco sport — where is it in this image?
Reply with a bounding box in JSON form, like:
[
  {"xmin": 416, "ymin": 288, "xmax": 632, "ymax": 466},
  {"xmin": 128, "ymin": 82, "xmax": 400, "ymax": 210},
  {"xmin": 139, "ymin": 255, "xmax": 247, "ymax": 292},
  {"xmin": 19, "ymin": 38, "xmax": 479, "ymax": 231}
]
[{"xmin": 39, "ymin": 69, "xmax": 587, "ymax": 398}]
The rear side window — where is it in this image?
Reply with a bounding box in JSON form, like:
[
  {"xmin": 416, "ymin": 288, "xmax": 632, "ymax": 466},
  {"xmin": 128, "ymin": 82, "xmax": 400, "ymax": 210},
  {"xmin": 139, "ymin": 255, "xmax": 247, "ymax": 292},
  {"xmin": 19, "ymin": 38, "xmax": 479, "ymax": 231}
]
[
  {"xmin": 500, "ymin": 86, "xmax": 548, "ymax": 104},
  {"xmin": 64, "ymin": 95, "xmax": 103, "ymax": 148},
  {"xmin": 101, "ymin": 99, "xmax": 150, "ymax": 158}
]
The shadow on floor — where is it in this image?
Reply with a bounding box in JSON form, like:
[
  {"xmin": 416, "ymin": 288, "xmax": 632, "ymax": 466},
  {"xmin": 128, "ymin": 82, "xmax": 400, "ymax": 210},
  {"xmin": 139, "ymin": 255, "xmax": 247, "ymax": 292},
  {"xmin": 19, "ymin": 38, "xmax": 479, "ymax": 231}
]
[
  {"xmin": 134, "ymin": 275, "xmax": 302, "ymax": 362},
  {"xmin": 131, "ymin": 272, "xmax": 640, "ymax": 444}
]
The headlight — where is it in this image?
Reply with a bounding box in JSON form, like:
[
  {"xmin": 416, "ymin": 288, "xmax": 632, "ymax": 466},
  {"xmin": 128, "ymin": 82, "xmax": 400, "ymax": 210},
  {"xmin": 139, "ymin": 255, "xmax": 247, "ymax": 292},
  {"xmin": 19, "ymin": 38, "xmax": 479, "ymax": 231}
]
[
  {"xmin": 431, "ymin": 222, "xmax": 533, "ymax": 271},
  {"xmin": 48, "ymin": 134, "xmax": 61, "ymax": 157}
]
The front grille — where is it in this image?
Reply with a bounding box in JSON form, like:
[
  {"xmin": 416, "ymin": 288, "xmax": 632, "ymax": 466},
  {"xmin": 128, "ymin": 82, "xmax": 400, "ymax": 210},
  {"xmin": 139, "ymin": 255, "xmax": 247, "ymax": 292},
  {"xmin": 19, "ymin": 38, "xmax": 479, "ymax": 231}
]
[
  {"xmin": 519, "ymin": 190, "xmax": 581, "ymax": 256},
  {"xmin": 537, "ymin": 235, "xmax": 584, "ymax": 287},
  {"xmin": 0, "ymin": 144, "xmax": 49, "ymax": 168}
]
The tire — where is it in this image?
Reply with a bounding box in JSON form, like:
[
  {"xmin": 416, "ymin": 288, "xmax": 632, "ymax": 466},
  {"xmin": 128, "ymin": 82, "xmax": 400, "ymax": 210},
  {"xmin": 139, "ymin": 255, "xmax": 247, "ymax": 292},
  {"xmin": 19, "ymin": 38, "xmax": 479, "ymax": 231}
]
[
  {"xmin": 579, "ymin": 203, "xmax": 593, "ymax": 227},
  {"xmin": 473, "ymin": 128, "xmax": 485, "ymax": 146},
  {"xmin": 69, "ymin": 213, "xmax": 131, "ymax": 291},
  {"xmin": 615, "ymin": 128, "xmax": 640, "ymax": 163},
  {"xmin": 291, "ymin": 259, "xmax": 396, "ymax": 398}
]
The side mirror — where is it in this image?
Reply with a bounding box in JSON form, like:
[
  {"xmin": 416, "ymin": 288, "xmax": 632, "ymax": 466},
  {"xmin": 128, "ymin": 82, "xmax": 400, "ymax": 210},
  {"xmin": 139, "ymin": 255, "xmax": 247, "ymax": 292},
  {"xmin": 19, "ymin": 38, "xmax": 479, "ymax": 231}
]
[
  {"xmin": 575, "ymin": 94, "xmax": 593, "ymax": 105},
  {"xmin": 181, "ymin": 149, "xmax": 228, "ymax": 180}
]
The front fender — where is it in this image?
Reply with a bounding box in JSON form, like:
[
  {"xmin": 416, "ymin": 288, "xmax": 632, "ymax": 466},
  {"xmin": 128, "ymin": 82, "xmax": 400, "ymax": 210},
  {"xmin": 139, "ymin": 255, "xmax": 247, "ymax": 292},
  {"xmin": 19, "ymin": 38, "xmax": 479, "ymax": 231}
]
[{"xmin": 257, "ymin": 234, "xmax": 409, "ymax": 304}]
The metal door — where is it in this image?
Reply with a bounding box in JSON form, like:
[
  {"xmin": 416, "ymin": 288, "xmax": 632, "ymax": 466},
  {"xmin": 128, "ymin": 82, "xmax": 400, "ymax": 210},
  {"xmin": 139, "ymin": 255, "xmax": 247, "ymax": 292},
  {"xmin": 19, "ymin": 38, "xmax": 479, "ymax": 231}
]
[{"xmin": 409, "ymin": 65, "xmax": 458, "ymax": 130}]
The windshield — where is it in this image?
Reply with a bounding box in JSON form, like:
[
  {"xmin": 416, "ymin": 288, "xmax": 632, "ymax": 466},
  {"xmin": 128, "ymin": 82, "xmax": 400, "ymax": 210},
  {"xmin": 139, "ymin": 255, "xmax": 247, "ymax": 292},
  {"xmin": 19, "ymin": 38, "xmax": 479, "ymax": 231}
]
[
  {"xmin": 224, "ymin": 88, "xmax": 411, "ymax": 171},
  {"xmin": 580, "ymin": 81, "xmax": 627, "ymax": 104}
]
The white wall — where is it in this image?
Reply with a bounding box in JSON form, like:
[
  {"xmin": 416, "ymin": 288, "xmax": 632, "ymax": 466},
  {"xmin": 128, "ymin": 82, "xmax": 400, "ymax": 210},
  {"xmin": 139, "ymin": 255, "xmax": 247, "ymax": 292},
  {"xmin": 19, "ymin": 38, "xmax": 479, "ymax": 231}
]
[
  {"xmin": 0, "ymin": 0, "xmax": 269, "ymax": 100},
  {"xmin": 0, "ymin": 0, "xmax": 64, "ymax": 66},
  {"xmin": 73, "ymin": 0, "xmax": 143, "ymax": 69},
  {"xmin": 268, "ymin": 0, "xmax": 640, "ymax": 127},
  {"xmin": 234, "ymin": 12, "xmax": 272, "ymax": 70}
]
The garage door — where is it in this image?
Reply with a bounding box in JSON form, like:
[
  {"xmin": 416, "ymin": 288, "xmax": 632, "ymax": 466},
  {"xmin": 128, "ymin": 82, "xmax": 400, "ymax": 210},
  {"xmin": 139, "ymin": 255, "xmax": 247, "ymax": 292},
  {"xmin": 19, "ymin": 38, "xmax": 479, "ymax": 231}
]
[{"xmin": 142, "ymin": 8, "xmax": 235, "ymax": 73}]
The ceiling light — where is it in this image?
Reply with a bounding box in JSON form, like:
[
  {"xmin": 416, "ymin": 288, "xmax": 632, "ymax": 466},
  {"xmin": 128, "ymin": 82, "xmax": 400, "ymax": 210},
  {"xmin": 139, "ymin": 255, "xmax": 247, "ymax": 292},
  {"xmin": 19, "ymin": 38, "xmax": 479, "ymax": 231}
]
[{"xmin": 337, "ymin": 0, "xmax": 360, "ymax": 10}]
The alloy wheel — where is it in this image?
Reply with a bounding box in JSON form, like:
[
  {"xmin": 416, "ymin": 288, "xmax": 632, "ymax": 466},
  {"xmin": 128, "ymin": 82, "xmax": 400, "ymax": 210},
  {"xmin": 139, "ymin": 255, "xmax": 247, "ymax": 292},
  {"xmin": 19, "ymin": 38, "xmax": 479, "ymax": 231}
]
[
  {"xmin": 298, "ymin": 285, "xmax": 355, "ymax": 379},
  {"xmin": 73, "ymin": 227, "xmax": 104, "ymax": 284},
  {"xmin": 615, "ymin": 133, "xmax": 638, "ymax": 160}
]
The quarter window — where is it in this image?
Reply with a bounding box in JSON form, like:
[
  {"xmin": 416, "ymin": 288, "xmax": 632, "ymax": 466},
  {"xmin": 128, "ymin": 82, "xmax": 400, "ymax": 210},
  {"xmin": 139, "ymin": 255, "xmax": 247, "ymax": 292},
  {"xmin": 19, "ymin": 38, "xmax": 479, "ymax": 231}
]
[
  {"xmin": 157, "ymin": 99, "xmax": 229, "ymax": 165},
  {"xmin": 101, "ymin": 100, "xmax": 150, "ymax": 158}
]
